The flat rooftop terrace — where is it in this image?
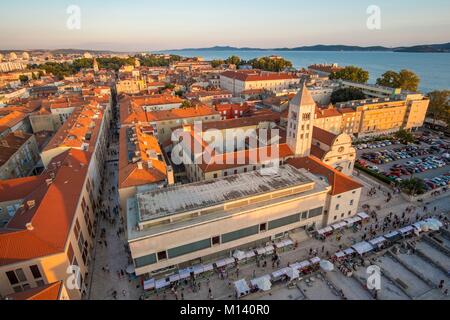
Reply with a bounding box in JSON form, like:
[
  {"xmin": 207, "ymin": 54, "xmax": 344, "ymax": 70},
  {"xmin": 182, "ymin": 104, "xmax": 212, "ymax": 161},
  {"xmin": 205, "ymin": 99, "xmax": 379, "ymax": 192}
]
[{"xmin": 136, "ymin": 165, "xmax": 314, "ymax": 222}]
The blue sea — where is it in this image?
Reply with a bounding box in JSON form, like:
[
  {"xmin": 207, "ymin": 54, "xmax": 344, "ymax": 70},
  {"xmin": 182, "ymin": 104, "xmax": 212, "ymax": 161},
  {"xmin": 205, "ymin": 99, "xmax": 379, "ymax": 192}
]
[{"xmin": 161, "ymin": 50, "xmax": 450, "ymax": 93}]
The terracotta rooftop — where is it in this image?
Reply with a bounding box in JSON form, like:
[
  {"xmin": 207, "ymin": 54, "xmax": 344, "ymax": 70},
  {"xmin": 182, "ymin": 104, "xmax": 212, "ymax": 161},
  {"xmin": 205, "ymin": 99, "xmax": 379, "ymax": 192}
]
[
  {"xmin": 0, "ymin": 149, "xmax": 91, "ymax": 266},
  {"xmin": 315, "ymin": 106, "xmax": 343, "ymax": 118},
  {"xmin": 221, "ymin": 70, "xmax": 298, "ymax": 82},
  {"xmin": 0, "ymin": 111, "xmax": 27, "ymax": 132},
  {"xmin": 287, "ymin": 156, "xmax": 362, "ymax": 196},
  {"xmin": 118, "ymin": 125, "xmax": 167, "ymax": 189},
  {"xmin": 312, "ymin": 126, "xmax": 338, "ymax": 146},
  {"xmin": 0, "ymin": 131, "xmax": 34, "ymax": 167},
  {"xmin": 5, "ymin": 281, "xmax": 63, "ymax": 300}
]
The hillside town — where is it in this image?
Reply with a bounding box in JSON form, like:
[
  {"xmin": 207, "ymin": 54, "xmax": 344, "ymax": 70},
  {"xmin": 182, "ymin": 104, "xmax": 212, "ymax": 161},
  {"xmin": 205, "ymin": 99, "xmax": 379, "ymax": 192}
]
[{"xmin": 0, "ymin": 51, "xmax": 449, "ymax": 302}]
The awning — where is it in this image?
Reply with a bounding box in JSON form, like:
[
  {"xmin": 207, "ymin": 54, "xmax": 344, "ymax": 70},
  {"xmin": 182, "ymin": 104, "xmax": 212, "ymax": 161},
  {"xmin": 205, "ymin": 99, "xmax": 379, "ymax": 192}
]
[
  {"xmin": 192, "ymin": 265, "xmax": 204, "ymax": 275},
  {"xmin": 357, "ymin": 212, "xmax": 370, "ymax": 220},
  {"xmin": 320, "ymin": 260, "xmax": 335, "ymax": 272},
  {"xmin": 143, "ymin": 278, "xmax": 155, "ymax": 291},
  {"xmin": 275, "ymin": 239, "xmax": 294, "ymax": 248},
  {"xmin": 384, "ymin": 230, "xmax": 400, "ymax": 239},
  {"xmin": 369, "ymin": 237, "xmax": 387, "ymax": 246},
  {"xmin": 291, "ymin": 260, "xmax": 311, "ymax": 270},
  {"xmin": 255, "ymin": 247, "xmax": 267, "ymax": 255},
  {"xmin": 331, "ymin": 222, "xmax": 347, "ymax": 230},
  {"xmin": 286, "ymin": 267, "xmax": 300, "ymax": 280},
  {"xmin": 310, "ymin": 257, "xmax": 321, "ymax": 264},
  {"xmin": 250, "ymin": 275, "xmax": 272, "ymax": 291},
  {"xmin": 272, "ymin": 267, "xmax": 290, "ymax": 278},
  {"xmin": 424, "ymin": 218, "xmax": 443, "ymax": 231},
  {"xmin": 317, "ymin": 226, "xmax": 333, "ymax": 235},
  {"xmin": 352, "ymin": 241, "xmax": 374, "ymax": 255},
  {"xmin": 234, "ymin": 279, "xmax": 251, "ymax": 296},
  {"xmin": 265, "ymin": 245, "xmax": 275, "ymax": 253},
  {"xmin": 399, "ymin": 226, "xmax": 414, "ymax": 234},
  {"xmin": 245, "ymin": 251, "xmax": 256, "ymax": 259},
  {"xmin": 155, "ymin": 279, "xmax": 170, "ymax": 290},
  {"xmin": 334, "ymin": 251, "xmax": 346, "ymax": 258},
  {"xmin": 233, "ymin": 250, "xmax": 246, "ymax": 261},
  {"xmin": 345, "ymin": 216, "xmax": 362, "ymax": 224},
  {"xmin": 179, "ymin": 268, "xmax": 192, "ymax": 280},
  {"xmin": 343, "ymin": 248, "xmax": 355, "ymax": 255},
  {"xmin": 169, "ymin": 274, "xmax": 181, "ymax": 283},
  {"xmin": 203, "ymin": 264, "xmax": 214, "ymax": 272}
]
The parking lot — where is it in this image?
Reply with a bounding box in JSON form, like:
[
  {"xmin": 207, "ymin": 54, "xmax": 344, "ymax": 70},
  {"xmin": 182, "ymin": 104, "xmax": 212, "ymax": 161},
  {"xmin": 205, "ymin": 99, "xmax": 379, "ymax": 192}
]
[{"xmin": 356, "ymin": 135, "xmax": 450, "ymax": 191}]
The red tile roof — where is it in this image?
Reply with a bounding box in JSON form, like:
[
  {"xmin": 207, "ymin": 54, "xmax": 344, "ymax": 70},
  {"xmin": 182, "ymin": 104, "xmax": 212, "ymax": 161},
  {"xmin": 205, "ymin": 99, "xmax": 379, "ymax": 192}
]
[
  {"xmin": 312, "ymin": 126, "xmax": 337, "ymax": 146},
  {"xmin": 221, "ymin": 70, "xmax": 297, "ymax": 82},
  {"xmin": 287, "ymin": 156, "xmax": 362, "ymax": 195},
  {"xmin": 5, "ymin": 281, "xmax": 63, "ymax": 300},
  {"xmin": 0, "ymin": 149, "xmax": 91, "ymax": 266}
]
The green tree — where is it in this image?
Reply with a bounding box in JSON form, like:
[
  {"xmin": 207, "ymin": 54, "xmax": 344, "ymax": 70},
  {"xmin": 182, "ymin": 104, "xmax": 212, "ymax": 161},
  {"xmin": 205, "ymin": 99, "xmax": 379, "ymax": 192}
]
[
  {"xmin": 225, "ymin": 55, "xmax": 241, "ymax": 66},
  {"xmin": 329, "ymin": 66, "xmax": 369, "ymax": 83},
  {"xmin": 376, "ymin": 69, "xmax": 420, "ymax": 91},
  {"xmin": 248, "ymin": 56, "xmax": 293, "ymax": 72},
  {"xmin": 180, "ymin": 100, "xmax": 195, "ymax": 109},
  {"xmin": 211, "ymin": 59, "xmax": 225, "ymax": 68},
  {"xmin": 400, "ymin": 178, "xmax": 427, "ymax": 196},
  {"xmin": 427, "ymin": 90, "xmax": 450, "ymax": 126},
  {"xmin": 395, "ymin": 129, "xmax": 415, "ymax": 144},
  {"xmin": 331, "ymin": 88, "xmax": 365, "ymax": 104},
  {"xmin": 19, "ymin": 75, "xmax": 29, "ymax": 83}
]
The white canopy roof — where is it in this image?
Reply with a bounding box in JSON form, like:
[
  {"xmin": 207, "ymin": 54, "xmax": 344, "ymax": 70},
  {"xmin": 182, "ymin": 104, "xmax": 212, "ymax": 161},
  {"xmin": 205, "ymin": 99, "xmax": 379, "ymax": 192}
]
[
  {"xmin": 169, "ymin": 274, "xmax": 181, "ymax": 283},
  {"xmin": 155, "ymin": 278, "xmax": 170, "ymax": 290},
  {"xmin": 331, "ymin": 221, "xmax": 348, "ymax": 230},
  {"xmin": 357, "ymin": 212, "xmax": 370, "ymax": 219},
  {"xmin": 343, "ymin": 248, "xmax": 355, "ymax": 255},
  {"xmin": 272, "ymin": 267, "xmax": 290, "ymax": 278},
  {"xmin": 215, "ymin": 257, "xmax": 235, "ymax": 268},
  {"xmin": 233, "ymin": 250, "xmax": 246, "ymax": 261},
  {"xmin": 399, "ymin": 226, "xmax": 414, "ymax": 234},
  {"xmin": 203, "ymin": 263, "xmax": 214, "ymax": 272},
  {"xmin": 250, "ymin": 275, "xmax": 272, "ymax": 291},
  {"xmin": 192, "ymin": 265, "xmax": 204, "ymax": 275},
  {"xmin": 335, "ymin": 251, "xmax": 346, "ymax": 258},
  {"xmin": 384, "ymin": 230, "xmax": 400, "ymax": 239},
  {"xmin": 286, "ymin": 267, "xmax": 300, "ymax": 280},
  {"xmin": 352, "ymin": 241, "xmax": 374, "ymax": 255},
  {"xmin": 179, "ymin": 268, "xmax": 192, "ymax": 279},
  {"xmin": 265, "ymin": 245, "xmax": 275, "ymax": 252},
  {"xmin": 255, "ymin": 247, "xmax": 267, "ymax": 255},
  {"xmin": 143, "ymin": 278, "xmax": 155, "ymax": 291},
  {"xmin": 369, "ymin": 236, "xmax": 387, "ymax": 246},
  {"xmin": 310, "ymin": 257, "xmax": 321, "ymax": 264},
  {"xmin": 245, "ymin": 251, "xmax": 256, "ymax": 259},
  {"xmin": 320, "ymin": 260, "xmax": 335, "ymax": 272},
  {"xmin": 345, "ymin": 216, "xmax": 362, "ymax": 224},
  {"xmin": 234, "ymin": 279, "xmax": 251, "ymax": 296},
  {"xmin": 317, "ymin": 226, "xmax": 333, "ymax": 235},
  {"xmin": 275, "ymin": 239, "xmax": 294, "ymax": 248}
]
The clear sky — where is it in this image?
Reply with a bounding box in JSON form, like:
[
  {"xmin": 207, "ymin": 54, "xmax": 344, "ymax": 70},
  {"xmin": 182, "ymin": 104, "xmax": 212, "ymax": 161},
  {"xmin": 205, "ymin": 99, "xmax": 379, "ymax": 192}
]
[{"xmin": 1, "ymin": 0, "xmax": 449, "ymax": 51}]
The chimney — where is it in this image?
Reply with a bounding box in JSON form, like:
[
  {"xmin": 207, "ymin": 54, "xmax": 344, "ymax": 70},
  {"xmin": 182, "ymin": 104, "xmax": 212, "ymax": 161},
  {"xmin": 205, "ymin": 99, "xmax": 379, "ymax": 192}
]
[
  {"xmin": 137, "ymin": 161, "xmax": 143, "ymax": 170},
  {"xmin": 26, "ymin": 223, "xmax": 34, "ymax": 231}
]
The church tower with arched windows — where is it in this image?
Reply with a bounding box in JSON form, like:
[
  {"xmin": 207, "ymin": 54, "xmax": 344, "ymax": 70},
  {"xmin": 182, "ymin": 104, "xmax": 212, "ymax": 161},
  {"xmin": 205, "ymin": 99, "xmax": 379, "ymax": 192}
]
[{"xmin": 287, "ymin": 83, "xmax": 316, "ymax": 157}]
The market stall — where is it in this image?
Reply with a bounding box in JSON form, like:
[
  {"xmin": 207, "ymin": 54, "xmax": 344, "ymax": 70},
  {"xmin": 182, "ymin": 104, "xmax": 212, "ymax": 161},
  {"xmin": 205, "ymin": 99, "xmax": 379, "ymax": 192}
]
[
  {"xmin": 271, "ymin": 267, "xmax": 290, "ymax": 282},
  {"xmin": 264, "ymin": 244, "xmax": 275, "ymax": 255},
  {"xmin": 275, "ymin": 239, "xmax": 294, "ymax": 252},
  {"xmin": 234, "ymin": 279, "xmax": 251, "ymax": 299},
  {"xmin": 352, "ymin": 241, "xmax": 374, "ymax": 256},
  {"xmin": 233, "ymin": 250, "xmax": 247, "ymax": 263},
  {"xmin": 369, "ymin": 236, "xmax": 387, "ymax": 250},
  {"xmin": 399, "ymin": 225, "xmax": 414, "ymax": 236},
  {"xmin": 155, "ymin": 278, "xmax": 170, "ymax": 291},
  {"xmin": 286, "ymin": 267, "xmax": 300, "ymax": 281},
  {"xmin": 384, "ymin": 230, "xmax": 402, "ymax": 242},
  {"xmin": 250, "ymin": 275, "xmax": 272, "ymax": 292},
  {"xmin": 192, "ymin": 264, "xmax": 204, "ymax": 276},
  {"xmin": 357, "ymin": 212, "xmax": 370, "ymax": 223},
  {"xmin": 215, "ymin": 257, "xmax": 236, "ymax": 269},
  {"xmin": 320, "ymin": 260, "xmax": 335, "ymax": 272},
  {"xmin": 331, "ymin": 221, "xmax": 348, "ymax": 231},
  {"xmin": 315, "ymin": 226, "xmax": 333, "ymax": 240},
  {"xmin": 309, "ymin": 257, "xmax": 321, "ymax": 272},
  {"xmin": 178, "ymin": 268, "xmax": 192, "ymax": 280},
  {"xmin": 143, "ymin": 278, "xmax": 155, "ymax": 291}
]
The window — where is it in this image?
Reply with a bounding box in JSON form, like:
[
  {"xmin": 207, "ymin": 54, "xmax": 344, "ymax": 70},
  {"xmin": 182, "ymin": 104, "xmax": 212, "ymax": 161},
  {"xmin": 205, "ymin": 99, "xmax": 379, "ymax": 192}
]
[
  {"xmin": 334, "ymin": 216, "xmax": 338, "ymax": 221},
  {"xmin": 350, "ymin": 200, "xmax": 354, "ymax": 206},
  {"xmin": 213, "ymin": 174, "xmax": 218, "ymax": 179},
  {"xmin": 212, "ymin": 236, "xmax": 220, "ymax": 246},
  {"xmin": 134, "ymin": 254, "xmax": 157, "ymax": 268},
  {"xmin": 67, "ymin": 243, "xmax": 75, "ymax": 264},
  {"xmin": 301, "ymin": 211, "xmax": 308, "ymax": 220},
  {"xmin": 6, "ymin": 271, "xmax": 19, "ymax": 285},
  {"xmin": 15, "ymin": 269, "xmax": 26, "ymax": 282},
  {"xmin": 30, "ymin": 265, "xmax": 42, "ymax": 279},
  {"xmin": 309, "ymin": 207, "xmax": 323, "ymax": 218},
  {"xmin": 259, "ymin": 223, "xmax": 267, "ymax": 232},
  {"xmin": 222, "ymin": 226, "xmax": 259, "ymax": 243},
  {"xmin": 268, "ymin": 214, "xmax": 300, "ymax": 230},
  {"xmin": 224, "ymin": 172, "xmax": 228, "ymax": 177},
  {"xmin": 335, "ymin": 204, "xmax": 340, "ymax": 210},
  {"xmin": 168, "ymin": 239, "xmax": 211, "ymax": 258},
  {"xmin": 157, "ymin": 251, "xmax": 167, "ymax": 261}
]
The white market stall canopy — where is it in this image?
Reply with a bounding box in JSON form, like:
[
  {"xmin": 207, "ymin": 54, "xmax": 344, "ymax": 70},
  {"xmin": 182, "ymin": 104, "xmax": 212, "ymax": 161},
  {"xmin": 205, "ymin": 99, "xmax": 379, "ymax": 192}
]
[
  {"xmin": 357, "ymin": 212, "xmax": 370, "ymax": 220},
  {"xmin": 275, "ymin": 239, "xmax": 294, "ymax": 249},
  {"xmin": 343, "ymin": 248, "xmax": 355, "ymax": 255},
  {"xmin": 265, "ymin": 245, "xmax": 275, "ymax": 253},
  {"xmin": 384, "ymin": 230, "xmax": 400, "ymax": 239},
  {"xmin": 250, "ymin": 275, "xmax": 272, "ymax": 292},
  {"xmin": 215, "ymin": 258, "xmax": 236, "ymax": 268},
  {"xmin": 143, "ymin": 278, "xmax": 155, "ymax": 291},
  {"xmin": 178, "ymin": 268, "xmax": 191, "ymax": 279},
  {"xmin": 317, "ymin": 226, "xmax": 333, "ymax": 235},
  {"xmin": 310, "ymin": 257, "xmax": 321, "ymax": 264},
  {"xmin": 369, "ymin": 236, "xmax": 387, "ymax": 247},
  {"xmin": 245, "ymin": 251, "xmax": 256, "ymax": 259},
  {"xmin": 272, "ymin": 267, "xmax": 290, "ymax": 279},
  {"xmin": 234, "ymin": 279, "xmax": 251, "ymax": 297},
  {"xmin": 192, "ymin": 265, "xmax": 204, "ymax": 275},
  {"xmin": 255, "ymin": 247, "xmax": 267, "ymax": 255},
  {"xmin": 399, "ymin": 226, "xmax": 414, "ymax": 234},
  {"xmin": 233, "ymin": 250, "xmax": 246, "ymax": 261},
  {"xmin": 334, "ymin": 251, "xmax": 346, "ymax": 258},
  {"xmin": 345, "ymin": 216, "xmax": 362, "ymax": 225},
  {"xmin": 155, "ymin": 278, "xmax": 170, "ymax": 290},
  {"xmin": 331, "ymin": 221, "xmax": 348, "ymax": 230},
  {"xmin": 203, "ymin": 264, "xmax": 214, "ymax": 272},
  {"xmin": 352, "ymin": 241, "xmax": 374, "ymax": 255},
  {"xmin": 286, "ymin": 267, "xmax": 300, "ymax": 280},
  {"xmin": 320, "ymin": 260, "xmax": 335, "ymax": 272}
]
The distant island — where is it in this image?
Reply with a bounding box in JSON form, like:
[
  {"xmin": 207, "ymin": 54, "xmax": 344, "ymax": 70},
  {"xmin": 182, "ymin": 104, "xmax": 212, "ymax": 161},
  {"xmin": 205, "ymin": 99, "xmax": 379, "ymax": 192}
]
[{"xmin": 166, "ymin": 43, "xmax": 450, "ymax": 53}]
